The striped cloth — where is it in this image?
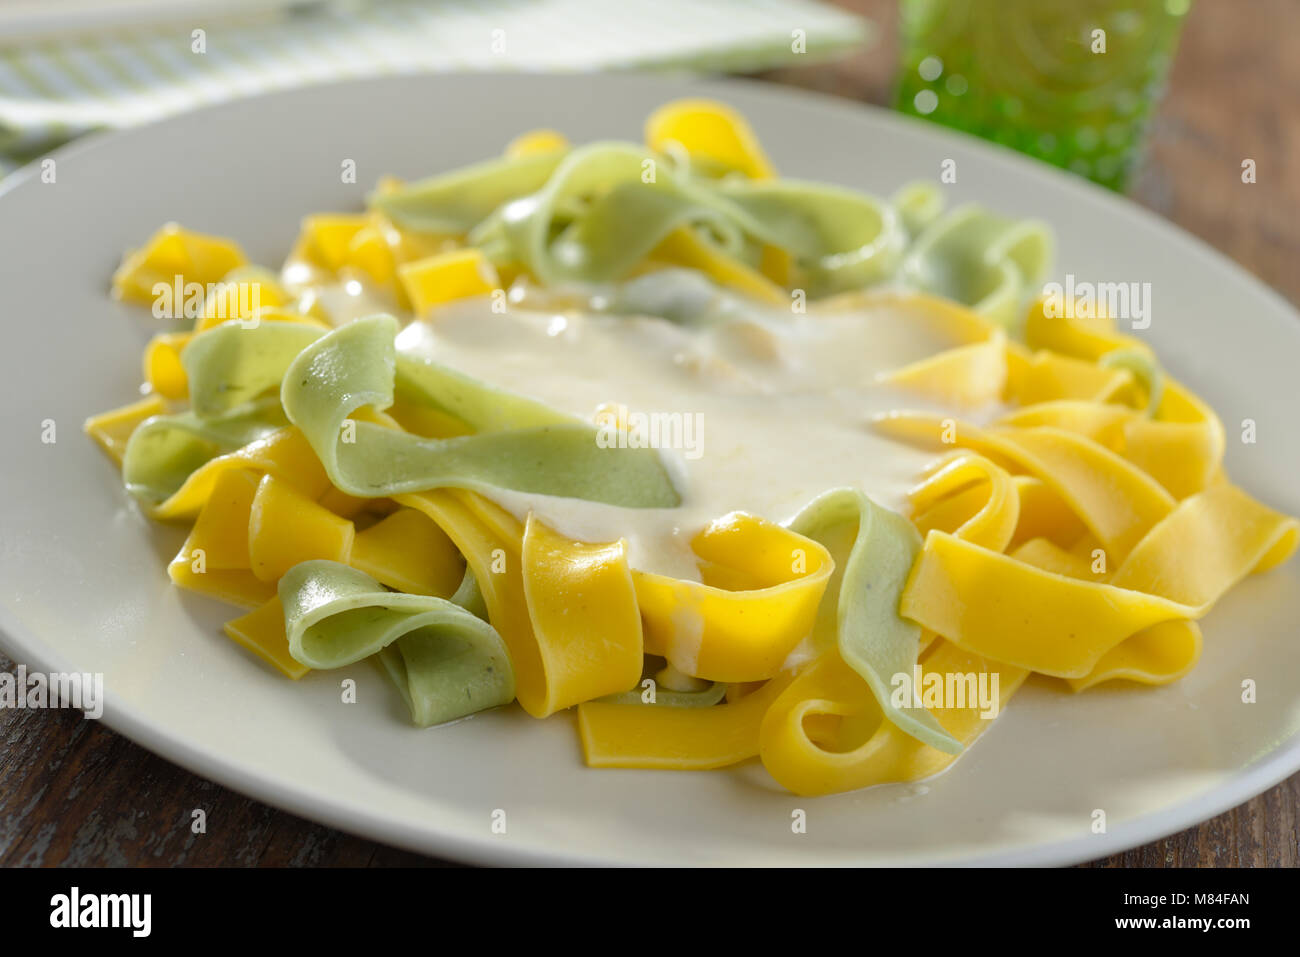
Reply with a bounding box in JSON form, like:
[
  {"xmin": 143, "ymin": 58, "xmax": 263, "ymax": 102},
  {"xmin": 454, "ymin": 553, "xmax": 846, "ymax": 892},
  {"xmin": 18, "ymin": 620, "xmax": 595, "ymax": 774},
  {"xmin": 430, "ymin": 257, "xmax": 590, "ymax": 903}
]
[{"xmin": 0, "ymin": 0, "xmax": 869, "ymax": 176}]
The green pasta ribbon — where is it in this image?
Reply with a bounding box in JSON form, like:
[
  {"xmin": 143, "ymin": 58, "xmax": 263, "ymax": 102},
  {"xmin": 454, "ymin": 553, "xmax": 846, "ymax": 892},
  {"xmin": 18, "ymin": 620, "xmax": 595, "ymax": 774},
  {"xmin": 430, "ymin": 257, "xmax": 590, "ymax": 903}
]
[
  {"xmin": 789, "ymin": 489, "xmax": 962, "ymax": 755},
  {"xmin": 280, "ymin": 560, "xmax": 514, "ymax": 726},
  {"xmin": 376, "ymin": 141, "xmax": 910, "ymax": 297},
  {"xmin": 449, "ymin": 566, "xmax": 489, "ymax": 622},
  {"xmin": 123, "ymin": 321, "xmax": 325, "ymax": 502},
  {"xmin": 596, "ymin": 683, "xmax": 728, "ymax": 707},
  {"xmin": 892, "ymin": 181, "xmax": 944, "ymax": 238},
  {"xmin": 901, "ymin": 204, "xmax": 1052, "ymax": 328},
  {"xmin": 597, "ymin": 664, "xmax": 729, "ymax": 708},
  {"xmin": 372, "ymin": 148, "xmax": 568, "ymax": 235},
  {"xmin": 281, "ymin": 315, "xmax": 681, "ymax": 506},
  {"xmin": 372, "ymin": 141, "xmax": 1051, "ymax": 309},
  {"xmin": 1100, "ymin": 347, "xmax": 1165, "ymax": 416},
  {"xmin": 123, "ymin": 315, "xmax": 680, "ymax": 508}
]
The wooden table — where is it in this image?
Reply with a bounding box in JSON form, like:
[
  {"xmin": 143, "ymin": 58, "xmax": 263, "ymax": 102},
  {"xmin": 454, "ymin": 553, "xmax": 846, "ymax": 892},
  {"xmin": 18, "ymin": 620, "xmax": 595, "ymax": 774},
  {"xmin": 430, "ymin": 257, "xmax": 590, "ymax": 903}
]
[{"xmin": 1, "ymin": 0, "xmax": 1295, "ymax": 867}]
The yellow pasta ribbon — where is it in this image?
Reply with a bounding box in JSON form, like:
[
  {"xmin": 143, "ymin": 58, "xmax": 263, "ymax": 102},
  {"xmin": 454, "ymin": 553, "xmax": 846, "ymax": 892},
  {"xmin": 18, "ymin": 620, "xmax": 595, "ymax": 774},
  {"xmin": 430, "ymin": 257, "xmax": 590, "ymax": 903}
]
[
  {"xmin": 787, "ymin": 489, "xmax": 961, "ymax": 753},
  {"xmin": 633, "ymin": 513, "xmax": 832, "ymax": 683},
  {"xmin": 1023, "ymin": 294, "xmax": 1145, "ymax": 360},
  {"xmin": 575, "ymin": 514, "xmax": 854, "ymax": 770},
  {"xmin": 578, "ymin": 480, "xmax": 995, "ymax": 774},
  {"xmin": 167, "ymin": 457, "xmax": 467, "ymax": 673},
  {"xmin": 397, "ymin": 491, "xmax": 644, "ymax": 718},
  {"xmin": 644, "ymin": 98, "xmax": 775, "ymax": 180},
  {"xmin": 520, "ymin": 516, "xmax": 644, "ymax": 715},
  {"xmin": 247, "ymin": 474, "xmax": 355, "ymax": 582},
  {"xmin": 349, "ymin": 508, "xmax": 465, "ymax": 598},
  {"xmin": 875, "ymin": 415, "xmax": 1177, "ymax": 560},
  {"xmin": 909, "ymin": 453, "xmax": 1020, "ymax": 553},
  {"xmin": 646, "ymin": 227, "xmax": 787, "ymax": 305},
  {"xmin": 111, "ymin": 224, "xmax": 246, "ymax": 304},
  {"xmin": 145, "ymin": 426, "xmax": 331, "ymax": 522},
  {"xmin": 224, "ymin": 596, "xmax": 308, "ymax": 680},
  {"xmin": 901, "ymin": 481, "xmax": 1297, "ymax": 679},
  {"xmin": 876, "ymin": 293, "xmax": 1227, "ymax": 500},
  {"xmin": 294, "ymin": 214, "xmax": 371, "ymax": 272},
  {"xmin": 343, "ymin": 220, "xmax": 400, "ymax": 289},
  {"xmin": 168, "ymin": 468, "xmax": 276, "ymax": 609},
  {"xmin": 882, "ymin": 330, "xmax": 1008, "ymax": 406},
  {"xmin": 194, "ymin": 265, "xmax": 290, "ymax": 332},
  {"xmin": 84, "ymin": 395, "xmax": 167, "ymax": 466},
  {"xmin": 758, "ymin": 456, "xmax": 1030, "ymax": 795},
  {"xmin": 397, "ymin": 248, "xmax": 500, "ymax": 315},
  {"xmin": 995, "ymin": 385, "xmax": 1224, "ymax": 499},
  {"xmin": 758, "ymin": 642, "xmax": 1027, "ymax": 796},
  {"xmin": 1011, "ymin": 350, "xmax": 1134, "ymax": 405},
  {"xmin": 579, "ymin": 671, "xmax": 796, "ymax": 770},
  {"xmin": 143, "ymin": 309, "xmax": 329, "ymax": 401},
  {"xmin": 505, "ymin": 129, "xmax": 569, "ymax": 158},
  {"xmin": 143, "ymin": 333, "xmax": 192, "ymax": 399}
]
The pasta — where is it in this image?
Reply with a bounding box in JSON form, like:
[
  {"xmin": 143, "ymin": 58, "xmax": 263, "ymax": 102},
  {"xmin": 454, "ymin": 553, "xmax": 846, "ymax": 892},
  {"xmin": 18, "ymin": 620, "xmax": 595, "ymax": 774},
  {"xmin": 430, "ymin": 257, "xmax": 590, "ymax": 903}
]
[{"xmin": 85, "ymin": 99, "xmax": 1297, "ymax": 795}]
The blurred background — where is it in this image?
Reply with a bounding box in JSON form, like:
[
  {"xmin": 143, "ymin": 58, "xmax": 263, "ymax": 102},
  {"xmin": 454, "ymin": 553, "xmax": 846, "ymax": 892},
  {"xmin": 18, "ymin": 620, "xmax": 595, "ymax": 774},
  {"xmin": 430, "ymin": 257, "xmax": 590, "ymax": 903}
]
[
  {"xmin": 2, "ymin": 0, "xmax": 1293, "ymax": 302},
  {"xmin": 1, "ymin": 0, "xmax": 1190, "ymax": 189},
  {"xmin": 1, "ymin": 0, "xmax": 1295, "ymax": 867}
]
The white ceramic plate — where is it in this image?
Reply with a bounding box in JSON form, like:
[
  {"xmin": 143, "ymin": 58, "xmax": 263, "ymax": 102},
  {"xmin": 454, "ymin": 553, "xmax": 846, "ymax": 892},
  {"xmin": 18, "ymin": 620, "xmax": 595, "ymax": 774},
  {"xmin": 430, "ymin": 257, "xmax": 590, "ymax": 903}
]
[{"xmin": 1, "ymin": 74, "xmax": 1297, "ymax": 867}]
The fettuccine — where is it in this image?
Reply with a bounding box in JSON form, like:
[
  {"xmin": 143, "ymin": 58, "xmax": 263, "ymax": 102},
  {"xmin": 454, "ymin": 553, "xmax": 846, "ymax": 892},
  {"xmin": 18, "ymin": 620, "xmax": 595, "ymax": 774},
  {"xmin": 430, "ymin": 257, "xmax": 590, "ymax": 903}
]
[{"xmin": 85, "ymin": 99, "xmax": 1296, "ymax": 796}]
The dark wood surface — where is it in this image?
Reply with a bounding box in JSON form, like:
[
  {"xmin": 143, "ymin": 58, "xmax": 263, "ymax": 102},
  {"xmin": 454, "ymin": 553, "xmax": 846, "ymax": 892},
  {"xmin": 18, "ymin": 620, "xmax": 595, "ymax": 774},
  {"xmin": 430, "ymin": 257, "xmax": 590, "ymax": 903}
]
[{"xmin": 1, "ymin": 0, "xmax": 1296, "ymax": 867}]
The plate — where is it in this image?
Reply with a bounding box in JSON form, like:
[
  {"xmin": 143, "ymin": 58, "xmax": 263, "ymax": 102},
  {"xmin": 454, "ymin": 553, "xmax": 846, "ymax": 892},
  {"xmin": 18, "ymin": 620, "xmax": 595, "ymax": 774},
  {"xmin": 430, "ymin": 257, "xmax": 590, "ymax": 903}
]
[{"xmin": 1, "ymin": 73, "xmax": 1298, "ymax": 866}]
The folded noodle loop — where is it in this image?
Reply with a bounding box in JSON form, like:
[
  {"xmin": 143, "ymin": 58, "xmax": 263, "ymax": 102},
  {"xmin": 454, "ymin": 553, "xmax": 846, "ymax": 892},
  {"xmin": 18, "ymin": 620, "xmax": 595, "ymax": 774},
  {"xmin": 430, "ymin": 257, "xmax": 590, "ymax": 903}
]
[{"xmin": 280, "ymin": 559, "xmax": 514, "ymax": 726}]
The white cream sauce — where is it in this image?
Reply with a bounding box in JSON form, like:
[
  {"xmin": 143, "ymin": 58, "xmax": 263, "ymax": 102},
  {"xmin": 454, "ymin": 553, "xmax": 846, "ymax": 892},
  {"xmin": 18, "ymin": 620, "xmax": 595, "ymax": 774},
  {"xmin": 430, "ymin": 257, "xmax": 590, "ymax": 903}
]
[{"xmin": 379, "ymin": 290, "xmax": 1000, "ymax": 581}]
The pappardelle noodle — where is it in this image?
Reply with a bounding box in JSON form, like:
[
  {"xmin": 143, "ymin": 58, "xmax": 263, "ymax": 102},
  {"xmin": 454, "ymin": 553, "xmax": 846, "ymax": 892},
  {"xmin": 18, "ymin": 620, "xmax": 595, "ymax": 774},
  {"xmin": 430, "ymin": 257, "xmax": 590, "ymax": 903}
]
[{"xmin": 86, "ymin": 100, "xmax": 1298, "ymax": 796}]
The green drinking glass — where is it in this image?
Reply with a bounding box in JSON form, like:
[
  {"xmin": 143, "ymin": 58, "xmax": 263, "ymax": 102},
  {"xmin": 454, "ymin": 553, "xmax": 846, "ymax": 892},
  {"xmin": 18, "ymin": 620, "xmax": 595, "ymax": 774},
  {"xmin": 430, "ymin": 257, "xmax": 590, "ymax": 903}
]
[{"xmin": 894, "ymin": 0, "xmax": 1192, "ymax": 191}]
